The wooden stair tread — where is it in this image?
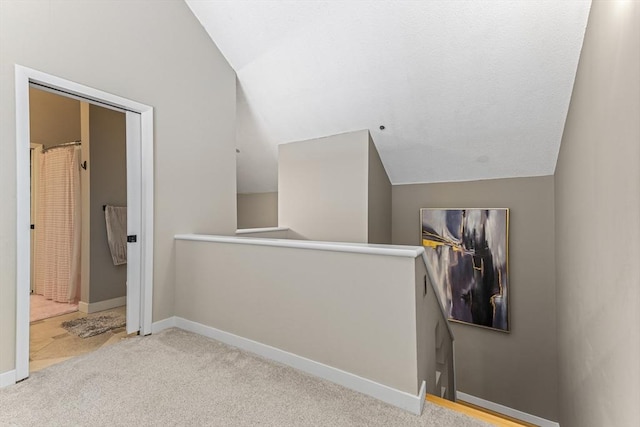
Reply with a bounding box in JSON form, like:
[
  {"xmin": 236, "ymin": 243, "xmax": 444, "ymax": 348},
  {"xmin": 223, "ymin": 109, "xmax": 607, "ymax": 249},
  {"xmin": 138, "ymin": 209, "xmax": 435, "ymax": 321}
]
[{"xmin": 426, "ymin": 394, "xmax": 535, "ymax": 427}]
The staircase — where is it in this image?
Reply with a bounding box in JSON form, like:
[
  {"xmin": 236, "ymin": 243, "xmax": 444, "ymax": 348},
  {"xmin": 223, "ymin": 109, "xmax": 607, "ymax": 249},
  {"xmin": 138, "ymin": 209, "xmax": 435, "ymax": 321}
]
[
  {"xmin": 418, "ymin": 251, "xmax": 456, "ymax": 403},
  {"xmin": 434, "ymin": 317, "xmax": 453, "ymax": 400}
]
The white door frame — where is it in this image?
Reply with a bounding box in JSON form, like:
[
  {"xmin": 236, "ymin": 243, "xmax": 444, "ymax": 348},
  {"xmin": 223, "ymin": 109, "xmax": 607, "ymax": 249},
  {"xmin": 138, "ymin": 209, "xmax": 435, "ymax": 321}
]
[
  {"xmin": 15, "ymin": 65, "xmax": 154, "ymax": 382},
  {"xmin": 125, "ymin": 111, "xmax": 142, "ymax": 334}
]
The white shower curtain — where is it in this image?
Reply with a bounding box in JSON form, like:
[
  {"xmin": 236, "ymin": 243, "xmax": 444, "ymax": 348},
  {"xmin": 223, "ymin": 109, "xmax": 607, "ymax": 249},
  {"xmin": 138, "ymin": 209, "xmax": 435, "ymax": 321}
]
[{"xmin": 34, "ymin": 145, "xmax": 82, "ymax": 303}]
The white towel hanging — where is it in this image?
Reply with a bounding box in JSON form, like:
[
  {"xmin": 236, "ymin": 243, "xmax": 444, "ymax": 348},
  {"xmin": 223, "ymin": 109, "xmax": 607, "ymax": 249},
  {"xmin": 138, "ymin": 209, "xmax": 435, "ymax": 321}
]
[{"xmin": 105, "ymin": 205, "xmax": 127, "ymax": 265}]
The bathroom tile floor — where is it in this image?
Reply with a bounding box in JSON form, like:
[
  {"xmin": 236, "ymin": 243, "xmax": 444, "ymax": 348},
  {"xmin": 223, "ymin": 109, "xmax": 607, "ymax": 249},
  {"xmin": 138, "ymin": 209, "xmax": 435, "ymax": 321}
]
[{"xmin": 29, "ymin": 306, "xmax": 135, "ymax": 373}]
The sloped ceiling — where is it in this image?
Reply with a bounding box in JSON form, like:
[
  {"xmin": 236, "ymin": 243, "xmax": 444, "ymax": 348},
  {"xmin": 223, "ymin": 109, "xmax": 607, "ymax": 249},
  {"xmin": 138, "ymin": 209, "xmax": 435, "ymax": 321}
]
[{"xmin": 186, "ymin": 0, "xmax": 591, "ymax": 193}]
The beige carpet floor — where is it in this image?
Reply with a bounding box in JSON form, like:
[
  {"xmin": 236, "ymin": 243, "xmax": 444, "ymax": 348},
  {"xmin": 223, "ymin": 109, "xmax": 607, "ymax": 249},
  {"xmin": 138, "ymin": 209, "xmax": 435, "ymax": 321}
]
[{"xmin": 0, "ymin": 328, "xmax": 491, "ymax": 427}]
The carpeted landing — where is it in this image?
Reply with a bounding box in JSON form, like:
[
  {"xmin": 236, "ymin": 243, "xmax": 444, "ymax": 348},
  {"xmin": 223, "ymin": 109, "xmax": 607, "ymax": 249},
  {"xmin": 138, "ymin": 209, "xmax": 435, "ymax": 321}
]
[{"xmin": 0, "ymin": 328, "xmax": 491, "ymax": 427}]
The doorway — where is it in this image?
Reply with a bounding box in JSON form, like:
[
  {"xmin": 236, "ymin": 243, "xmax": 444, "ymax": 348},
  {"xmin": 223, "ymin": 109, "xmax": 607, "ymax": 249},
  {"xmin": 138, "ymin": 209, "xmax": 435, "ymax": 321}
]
[
  {"xmin": 28, "ymin": 88, "xmax": 130, "ymax": 371},
  {"xmin": 15, "ymin": 65, "xmax": 154, "ymax": 382}
]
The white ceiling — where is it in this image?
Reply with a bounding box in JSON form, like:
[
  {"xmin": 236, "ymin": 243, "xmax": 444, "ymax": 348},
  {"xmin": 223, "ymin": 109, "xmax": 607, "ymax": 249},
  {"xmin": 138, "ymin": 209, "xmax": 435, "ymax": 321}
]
[{"xmin": 186, "ymin": 0, "xmax": 591, "ymax": 193}]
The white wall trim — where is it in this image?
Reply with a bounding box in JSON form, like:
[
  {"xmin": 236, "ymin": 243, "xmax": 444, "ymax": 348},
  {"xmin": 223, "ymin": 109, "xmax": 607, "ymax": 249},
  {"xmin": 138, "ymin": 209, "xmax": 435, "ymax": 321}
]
[
  {"xmin": 0, "ymin": 370, "xmax": 17, "ymax": 388},
  {"xmin": 417, "ymin": 379, "xmax": 427, "ymax": 414},
  {"xmin": 14, "ymin": 65, "xmax": 154, "ymax": 381},
  {"xmin": 151, "ymin": 316, "xmax": 177, "ymax": 334},
  {"xmin": 456, "ymin": 391, "xmax": 560, "ymax": 427},
  {"xmin": 78, "ymin": 302, "xmax": 88, "ymax": 314},
  {"xmin": 162, "ymin": 316, "xmax": 425, "ymax": 415},
  {"xmin": 15, "ymin": 65, "xmax": 31, "ymax": 382},
  {"xmin": 140, "ymin": 108, "xmax": 154, "ymax": 336},
  {"xmin": 175, "ymin": 233, "xmax": 424, "ymax": 259},
  {"xmin": 78, "ymin": 296, "xmax": 126, "ymax": 314}
]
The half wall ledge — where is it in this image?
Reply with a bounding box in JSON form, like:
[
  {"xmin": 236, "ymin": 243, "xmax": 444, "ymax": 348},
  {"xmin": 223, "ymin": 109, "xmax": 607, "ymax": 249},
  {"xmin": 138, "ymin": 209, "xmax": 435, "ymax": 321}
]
[
  {"xmin": 173, "ymin": 233, "xmax": 455, "ymax": 413},
  {"xmin": 174, "ymin": 233, "xmax": 452, "ymax": 339},
  {"xmin": 174, "ymin": 233, "xmax": 425, "ymax": 259}
]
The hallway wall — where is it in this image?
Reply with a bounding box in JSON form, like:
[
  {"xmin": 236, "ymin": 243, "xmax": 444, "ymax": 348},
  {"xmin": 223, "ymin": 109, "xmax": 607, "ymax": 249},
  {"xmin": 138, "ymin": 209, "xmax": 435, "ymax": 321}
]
[
  {"xmin": 237, "ymin": 192, "xmax": 278, "ymax": 229},
  {"xmin": 0, "ymin": 0, "xmax": 236, "ymax": 375},
  {"xmin": 278, "ymin": 130, "xmax": 369, "ymax": 242},
  {"xmin": 555, "ymin": 1, "xmax": 640, "ymax": 426}
]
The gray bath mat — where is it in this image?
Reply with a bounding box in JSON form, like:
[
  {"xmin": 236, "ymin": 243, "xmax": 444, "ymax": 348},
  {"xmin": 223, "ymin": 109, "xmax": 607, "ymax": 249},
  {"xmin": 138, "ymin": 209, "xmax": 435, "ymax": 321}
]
[{"xmin": 62, "ymin": 312, "xmax": 126, "ymax": 338}]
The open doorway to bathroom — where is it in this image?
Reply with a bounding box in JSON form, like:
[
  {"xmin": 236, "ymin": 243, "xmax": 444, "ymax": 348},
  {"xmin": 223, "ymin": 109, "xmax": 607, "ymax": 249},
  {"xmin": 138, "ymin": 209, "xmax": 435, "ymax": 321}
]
[
  {"xmin": 28, "ymin": 87, "xmax": 130, "ymax": 372},
  {"xmin": 16, "ymin": 65, "xmax": 154, "ymax": 384}
]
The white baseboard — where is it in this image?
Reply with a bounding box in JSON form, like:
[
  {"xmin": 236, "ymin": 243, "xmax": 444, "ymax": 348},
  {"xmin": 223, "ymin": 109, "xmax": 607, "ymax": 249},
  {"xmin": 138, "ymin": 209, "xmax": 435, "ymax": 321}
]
[
  {"xmin": 151, "ymin": 316, "xmax": 176, "ymax": 333},
  {"xmin": 78, "ymin": 296, "xmax": 126, "ymax": 314},
  {"xmin": 159, "ymin": 316, "xmax": 424, "ymax": 415},
  {"xmin": 417, "ymin": 379, "xmax": 427, "ymax": 414},
  {"xmin": 78, "ymin": 301, "xmax": 88, "ymax": 313},
  {"xmin": 78, "ymin": 301, "xmax": 89, "ymax": 314},
  {"xmin": 456, "ymin": 391, "xmax": 560, "ymax": 427},
  {"xmin": 0, "ymin": 370, "xmax": 16, "ymax": 388}
]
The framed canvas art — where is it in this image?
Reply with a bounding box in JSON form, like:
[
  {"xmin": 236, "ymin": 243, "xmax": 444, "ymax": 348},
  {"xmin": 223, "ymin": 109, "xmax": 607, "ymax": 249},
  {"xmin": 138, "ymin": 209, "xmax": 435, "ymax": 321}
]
[{"xmin": 420, "ymin": 208, "xmax": 509, "ymax": 332}]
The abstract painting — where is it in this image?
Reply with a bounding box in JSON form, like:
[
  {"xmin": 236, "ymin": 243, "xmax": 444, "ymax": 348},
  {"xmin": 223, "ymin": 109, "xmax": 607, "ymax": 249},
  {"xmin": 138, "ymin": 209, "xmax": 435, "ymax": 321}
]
[{"xmin": 420, "ymin": 208, "xmax": 509, "ymax": 332}]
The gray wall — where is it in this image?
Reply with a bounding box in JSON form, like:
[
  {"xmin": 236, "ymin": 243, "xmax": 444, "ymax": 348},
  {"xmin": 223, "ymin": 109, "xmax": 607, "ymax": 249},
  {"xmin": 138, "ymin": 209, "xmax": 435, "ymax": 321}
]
[
  {"xmin": 175, "ymin": 238, "xmax": 420, "ymax": 394},
  {"xmin": 237, "ymin": 192, "xmax": 278, "ymax": 229},
  {"xmin": 89, "ymin": 104, "xmax": 127, "ymax": 304},
  {"xmin": 278, "ymin": 130, "xmax": 369, "ymax": 242},
  {"xmin": 392, "ymin": 176, "xmax": 558, "ymax": 421},
  {"xmin": 555, "ymin": 1, "xmax": 640, "ymax": 426},
  {"xmin": 0, "ymin": 0, "xmax": 236, "ymax": 374},
  {"xmin": 29, "ymin": 87, "xmax": 81, "ymax": 146},
  {"xmin": 367, "ymin": 136, "xmax": 391, "ymax": 244}
]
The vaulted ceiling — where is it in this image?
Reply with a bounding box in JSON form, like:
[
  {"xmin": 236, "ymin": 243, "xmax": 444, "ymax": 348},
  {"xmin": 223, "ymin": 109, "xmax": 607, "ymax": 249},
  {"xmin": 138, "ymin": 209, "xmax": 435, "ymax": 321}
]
[{"xmin": 186, "ymin": 0, "xmax": 591, "ymax": 193}]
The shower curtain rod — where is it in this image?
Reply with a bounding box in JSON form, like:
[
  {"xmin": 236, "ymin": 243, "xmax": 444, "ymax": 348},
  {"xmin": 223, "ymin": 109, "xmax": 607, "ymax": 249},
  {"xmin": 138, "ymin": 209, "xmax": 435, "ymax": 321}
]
[{"xmin": 42, "ymin": 140, "xmax": 81, "ymax": 153}]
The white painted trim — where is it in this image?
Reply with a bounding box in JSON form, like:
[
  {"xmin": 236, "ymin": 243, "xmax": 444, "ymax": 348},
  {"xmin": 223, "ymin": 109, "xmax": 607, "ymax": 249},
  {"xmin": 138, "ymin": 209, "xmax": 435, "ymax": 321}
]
[
  {"xmin": 417, "ymin": 379, "xmax": 427, "ymax": 414},
  {"xmin": 25, "ymin": 68, "xmax": 150, "ymax": 112},
  {"xmin": 15, "ymin": 65, "xmax": 31, "ymax": 382},
  {"xmin": 175, "ymin": 234, "xmax": 424, "ymax": 258},
  {"xmin": 235, "ymin": 227, "xmax": 289, "ymax": 234},
  {"xmin": 151, "ymin": 317, "xmax": 177, "ymax": 334},
  {"xmin": 173, "ymin": 317, "xmax": 425, "ymax": 415},
  {"xmin": 77, "ymin": 296, "xmax": 126, "ymax": 314},
  {"xmin": 14, "ymin": 65, "xmax": 154, "ymax": 381},
  {"xmin": 456, "ymin": 391, "xmax": 560, "ymax": 427},
  {"xmin": 31, "ymin": 83, "xmax": 126, "ymax": 114},
  {"xmin": 78, "ymin": 302, "xmax": 89, "ymax": 314},
  {"xmin": 140, "ymin": 109, "xmax": 154, "ymax": 336},
  {"xmin": 125, "ymin": 111, "xmax": 142, "ymax": 334},
  {"xmin": 0, "ymin": 370, "xmax": 17, "ymax": 388}
]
